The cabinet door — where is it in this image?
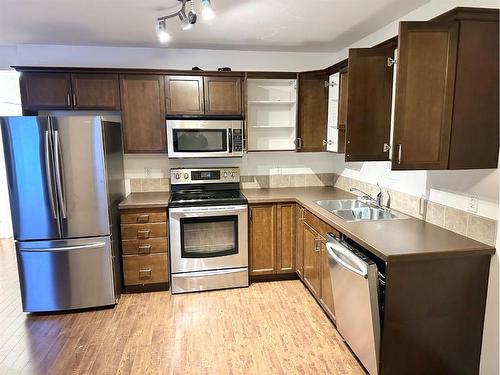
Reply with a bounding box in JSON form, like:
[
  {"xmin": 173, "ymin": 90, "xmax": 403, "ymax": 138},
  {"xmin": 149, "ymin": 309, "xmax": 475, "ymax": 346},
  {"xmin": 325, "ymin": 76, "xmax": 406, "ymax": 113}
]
[
  {"xmin": 302, "ymin": 223, "xmax": 321, "ymax": 298},
  {"xmin": 345, "ymin": 47, "xmax": 394, "ymax": 162},
  {"xmin": 297, "ymin": 71, "xmax": 328, "ymax": 152},
  {"xmin": 204, "ymin": 76, "xmax": 242, "ymax": 115},
  {"xmin": 295, "ymin": 206, "xmax": 305, "ymax": 279},
  {"xmin": 337, "ymin": 69, "xmax": 349, "ymax": 130},
  {"xmin": 20, "ymin": 72, "xmax": 72, "ymax": 110},
  {"xmin": 276, "ymin": 203, "xmax": 295, "ymax": 274},
  {"xmin": 120, "ymin": 75, "xmax": 167, "ymax": 153},
  {"xmin": 392, "ymin": 22, "xmax": 459, "ymax": 170},
  {"xmin": 249, "ymin": 204, "xmax": 276, "ymax": 276},
  {"xmin": 319, "ymin": 238, "xmax": 335, "ymax": 319},
  {"xmin": 164, "ymin": 76, "xmax": 204, "ymax": 115},
  {"xmin": 71, "ymin": 73, "xmax": 120, "ymax": 110}
]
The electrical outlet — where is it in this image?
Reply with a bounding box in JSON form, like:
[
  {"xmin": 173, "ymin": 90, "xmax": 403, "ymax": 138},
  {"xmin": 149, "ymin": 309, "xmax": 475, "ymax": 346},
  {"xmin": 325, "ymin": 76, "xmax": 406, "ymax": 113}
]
[
  {"xmin": 144, "ymin": 167, "xmax": 152, "ymax": 178},
  {"xmin": 467, "ymin": 195, "xmax": 479, "ymax": 213}
]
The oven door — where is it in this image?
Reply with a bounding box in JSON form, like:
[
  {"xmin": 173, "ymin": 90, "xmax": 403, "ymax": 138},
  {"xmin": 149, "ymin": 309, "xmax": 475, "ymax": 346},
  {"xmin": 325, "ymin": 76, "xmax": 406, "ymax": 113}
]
[
  {"xmin": 167, "ymin": 120, "xmax": 241, "ymax": 158},
  {"xmin": 169, "ymin": 205, "xmax": 248, "ymax": 273}
]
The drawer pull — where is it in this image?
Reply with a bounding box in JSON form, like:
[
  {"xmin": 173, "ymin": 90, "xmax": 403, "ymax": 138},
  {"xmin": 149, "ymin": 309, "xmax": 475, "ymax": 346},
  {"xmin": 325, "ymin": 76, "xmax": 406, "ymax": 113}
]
[
  {"xmin": 136, "ymin": 214, "xmax": 150, "ymax": 223},
  {"xmin": 138, "ymin": 244, "xmax": 151, "ymax": 254},
  {"xmin": 137, "ymin": 229, "xmax": 150, "ymax": 239},
  {"xmin": 139, "ymin": 267, "xmax": 152, "ymax": 279}
]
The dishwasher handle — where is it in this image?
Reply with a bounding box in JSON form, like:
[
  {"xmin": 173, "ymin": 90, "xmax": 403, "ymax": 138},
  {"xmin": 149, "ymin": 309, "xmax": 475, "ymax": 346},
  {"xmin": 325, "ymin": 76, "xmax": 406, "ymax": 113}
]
[{"xmin": 326, "ymin": 241, "xmax": 368, "ymax": 279}]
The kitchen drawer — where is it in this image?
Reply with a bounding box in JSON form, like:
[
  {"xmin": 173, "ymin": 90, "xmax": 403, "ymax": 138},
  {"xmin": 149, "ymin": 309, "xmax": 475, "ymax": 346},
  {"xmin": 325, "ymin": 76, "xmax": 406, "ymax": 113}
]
[
  {"xmin": 304, "ymin": 210, "xmax": 339, "ymax": 239},
  {"xmin": 120, "ymin": 223, "xmax": 167, "ymax": 240},
  {"xmin": 122, "ymin": 238, "xmax": 168, "ymax": 255},
  {"xmin": 120, "ymin": 208, "xmax": 167, "ymax": 224},
  {"xmin": 123, "ymin": 253, "xmax": 168, "ymax": 285}
]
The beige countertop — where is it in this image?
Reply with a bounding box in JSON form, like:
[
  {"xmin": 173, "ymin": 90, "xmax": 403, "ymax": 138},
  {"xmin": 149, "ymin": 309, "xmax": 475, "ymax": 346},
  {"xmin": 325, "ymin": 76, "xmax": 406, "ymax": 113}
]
[
  {"xmin": 118, "ymin": 192, "xmax": 170, "ymax": 209},
  {"xmin": 119, "ymin": 187, "xmax": 495, "ymax": 261}
]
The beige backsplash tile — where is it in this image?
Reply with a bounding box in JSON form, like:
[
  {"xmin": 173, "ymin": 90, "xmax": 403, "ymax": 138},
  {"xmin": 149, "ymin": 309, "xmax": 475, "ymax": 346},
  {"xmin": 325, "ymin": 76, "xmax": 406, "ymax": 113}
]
[
  {"xmin": 290, "ymin": 174, "xmax": 306, "ymax": 187},
  {"xmin": 130, "ymin": 178, "xmax": 143, "ymax": 193},
  {"xmin": 270, "ymin": 175, "xmax": 290, "ymax": 188},
  {"xmin": 425, "ymin": 201, "xmax": 445, "ymax": 227},
  {"xmin": 444, "ymin": 206, "xmax": 469, "ymax": 235},
  {"xmin": 467, "ymin": 215, "xmax": 497, "ymax": 247},
  {"xmin": 306, "ymin": 174, "xmax": 323, "ymax": 187}
]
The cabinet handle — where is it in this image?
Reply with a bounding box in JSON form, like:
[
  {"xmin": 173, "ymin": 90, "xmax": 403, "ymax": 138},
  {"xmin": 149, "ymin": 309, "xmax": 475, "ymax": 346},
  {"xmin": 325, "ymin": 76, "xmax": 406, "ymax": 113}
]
[
  {"xmin": 138, "ymin": 244, "xmax": 151, "ymax": 254},
  {"xmin": 73, "ymin": 93, "xmax": 77, "ymax": 106},
  {"xmin": 136, "ymin": 214, "xmax": 150, "ymax": 223},
  {"xmin": 139, "ymin": 267, "xmax": 152, "ymax": 280},
  {"xmin": 137, "ymin": 229, "xmax": 151, "ymax": 239},
  {"xmin": 397, "ymin": 144, "xmax": 402, "ymax": 165},
  {"xmin": 66, "ymin": 94, "xmax": 71, "ymax": 107},
  {"xmin": 295, "ymin": 137, "xmax": 302, "ymax": 150}
]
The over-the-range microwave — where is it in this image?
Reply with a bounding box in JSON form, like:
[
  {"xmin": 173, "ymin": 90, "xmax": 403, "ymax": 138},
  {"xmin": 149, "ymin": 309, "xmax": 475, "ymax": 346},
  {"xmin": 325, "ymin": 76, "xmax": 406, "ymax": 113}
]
[{"xmin": 166, "ymin": 119, "xmax": 243, "ymax": 158}]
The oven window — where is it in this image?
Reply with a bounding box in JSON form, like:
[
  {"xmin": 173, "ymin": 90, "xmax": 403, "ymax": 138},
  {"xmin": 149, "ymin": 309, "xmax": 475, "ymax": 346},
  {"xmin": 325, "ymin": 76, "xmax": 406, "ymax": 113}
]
[
  {"xmin": 180, "ymin": 216, "xmax": 238, "ymax": 258},
  {"xmin": 173, "ymin": 129, "xmax": 227, "ymax": 152}
]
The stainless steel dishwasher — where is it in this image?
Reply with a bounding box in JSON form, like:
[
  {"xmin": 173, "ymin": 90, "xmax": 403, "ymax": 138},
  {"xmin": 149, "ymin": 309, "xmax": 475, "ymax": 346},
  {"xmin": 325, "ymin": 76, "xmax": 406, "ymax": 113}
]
[{"xmin": 325, "ymin": 232, "xmax": 381, "ymax": 375}]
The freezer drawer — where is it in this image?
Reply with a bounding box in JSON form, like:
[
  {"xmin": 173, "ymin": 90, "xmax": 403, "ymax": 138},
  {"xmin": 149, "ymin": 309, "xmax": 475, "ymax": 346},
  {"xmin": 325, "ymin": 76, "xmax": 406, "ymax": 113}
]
[{"xmin": 16, "ymin": 237, "xmax": 116, "ymax": 312}]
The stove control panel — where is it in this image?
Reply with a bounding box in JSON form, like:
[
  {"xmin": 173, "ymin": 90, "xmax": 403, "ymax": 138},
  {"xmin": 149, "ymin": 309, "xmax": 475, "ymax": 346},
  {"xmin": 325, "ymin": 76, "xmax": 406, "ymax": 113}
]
[{"xmin": 170, "ymin": 168, "xmax": 240, "ymax": 185}]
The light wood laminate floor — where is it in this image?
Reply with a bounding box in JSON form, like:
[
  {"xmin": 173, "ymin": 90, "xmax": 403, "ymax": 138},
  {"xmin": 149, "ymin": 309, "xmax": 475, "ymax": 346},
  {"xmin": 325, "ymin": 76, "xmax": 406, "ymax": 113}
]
[{"xmin": 0, "ymin": 239, "xmax": 365, "ymax": 374}]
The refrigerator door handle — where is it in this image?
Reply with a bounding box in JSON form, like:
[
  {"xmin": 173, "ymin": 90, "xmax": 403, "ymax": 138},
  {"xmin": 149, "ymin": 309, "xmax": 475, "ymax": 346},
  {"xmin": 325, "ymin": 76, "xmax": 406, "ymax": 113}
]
[
  {"xmin": 53, "ymin": 130, "xmax": 67, "ymax": 219},
  {"xmin": 44, "ymin": 130, "xmax": 57, "ymax": 220},
  {"xmin": 21, "ymin": 242, "xmax": 106, "ymax": 252}
]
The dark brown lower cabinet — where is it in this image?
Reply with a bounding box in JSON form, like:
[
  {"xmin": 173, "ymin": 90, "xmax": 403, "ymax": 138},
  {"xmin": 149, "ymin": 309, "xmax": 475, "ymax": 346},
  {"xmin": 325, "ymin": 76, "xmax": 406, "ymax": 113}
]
[{"xmin": 249, "ymin": 203, "xmax": 296, "ymax": 276}]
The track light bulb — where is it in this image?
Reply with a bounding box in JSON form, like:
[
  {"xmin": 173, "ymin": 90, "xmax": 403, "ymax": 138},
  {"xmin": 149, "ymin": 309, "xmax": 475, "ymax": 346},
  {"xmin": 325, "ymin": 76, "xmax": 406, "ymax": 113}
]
[
  {"xmin": 201, "ymin": 0, "xmax": 215, "ymax": 20},
  {"xmin": 156, "ymin": 20, "xmax": 170, "ymax": 43}
]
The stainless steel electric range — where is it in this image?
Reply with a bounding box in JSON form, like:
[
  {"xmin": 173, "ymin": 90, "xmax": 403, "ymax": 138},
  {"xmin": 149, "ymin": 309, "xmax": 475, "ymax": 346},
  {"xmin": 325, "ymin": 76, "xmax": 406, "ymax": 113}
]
[{"xmin": 168, "ymin": 167, "xmax": 249, "ymax": 294}]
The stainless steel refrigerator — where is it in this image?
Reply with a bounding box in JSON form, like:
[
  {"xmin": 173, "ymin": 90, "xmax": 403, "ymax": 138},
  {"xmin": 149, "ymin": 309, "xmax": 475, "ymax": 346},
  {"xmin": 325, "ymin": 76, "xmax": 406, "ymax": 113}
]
[{"xmin": 0, "ymin": 116, "xmax": 125, "ymax": 312}]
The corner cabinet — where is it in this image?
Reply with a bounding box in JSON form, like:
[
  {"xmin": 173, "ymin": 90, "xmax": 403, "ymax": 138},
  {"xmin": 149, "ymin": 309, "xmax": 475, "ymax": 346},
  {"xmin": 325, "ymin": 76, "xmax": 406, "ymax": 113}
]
[
  {"xmin": 120, "ymin": 75, "xmax": 167, "ymax": 153},
  {"xmin": 393, "ymin": 11, "xmax": 499, "ymax": 170},
  {"xmin": 249, "ymin": 203, "xmax": 296, "ymax": 276},
  {"xmin": 297, "ymin": 71, "xmax": 328, "ymax": 152},
  {"xmin": 165, "ymin": 75, "xmax": 242, "ymax": 116}
]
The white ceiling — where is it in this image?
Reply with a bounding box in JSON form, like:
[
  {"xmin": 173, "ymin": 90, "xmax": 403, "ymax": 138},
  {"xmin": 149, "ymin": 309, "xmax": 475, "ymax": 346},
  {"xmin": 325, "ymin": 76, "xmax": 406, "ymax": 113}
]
[{"xmin": 0, "ymin": 0, "xmax": 431, "ymax": 52}]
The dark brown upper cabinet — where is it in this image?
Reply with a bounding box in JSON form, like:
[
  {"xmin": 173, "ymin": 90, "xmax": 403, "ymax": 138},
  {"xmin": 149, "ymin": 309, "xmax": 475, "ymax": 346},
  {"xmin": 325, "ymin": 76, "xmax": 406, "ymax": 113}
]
[
  {"xmin": 71, "ymin": 73, "xmax": 120, "ymax": 110},
  {"xmin": 20, "ymin": 72, "xmax": 73, "ymax": 110},
  {"xmin": 297, "ymin": 71, "xmax": 328, "ymax": 152},
  {"xmin": 164, "ymin": 75, "xmax": 242, "ymax": 116},
  {"xmin": 20, "ymin": 72, "xmax": 120, "ymax": 111},
  {"xmin": 345, "ymin": 47, "xmax": 395, "ymax": 162},
  {"xmin": 120, "ymin": 75, "xmax": 167, "ymax": 153},
  {"xmin": 393, "ymin": 12, "xmax": 499, "ymax": 170},
  {"xmin": 204, "ymin": 76, "xmax": 242, "ymax": 115},
  {"xmin": 164, "ymin": 76, "xmax": 204, "ymax": 115}
]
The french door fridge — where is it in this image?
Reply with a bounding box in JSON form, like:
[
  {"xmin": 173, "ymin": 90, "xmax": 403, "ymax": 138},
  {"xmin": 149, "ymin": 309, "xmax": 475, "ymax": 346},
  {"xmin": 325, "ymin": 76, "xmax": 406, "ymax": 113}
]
[{"xmin": 1, "ymin": 116, "xmax": 124, "ymax": 312}]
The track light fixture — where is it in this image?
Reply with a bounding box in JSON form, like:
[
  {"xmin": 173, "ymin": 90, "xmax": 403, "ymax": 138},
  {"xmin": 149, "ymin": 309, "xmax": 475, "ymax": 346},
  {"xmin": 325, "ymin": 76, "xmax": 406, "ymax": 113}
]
[{"xmin": 156, "ymin": 0, "xmax": 214, "ymax": 43}]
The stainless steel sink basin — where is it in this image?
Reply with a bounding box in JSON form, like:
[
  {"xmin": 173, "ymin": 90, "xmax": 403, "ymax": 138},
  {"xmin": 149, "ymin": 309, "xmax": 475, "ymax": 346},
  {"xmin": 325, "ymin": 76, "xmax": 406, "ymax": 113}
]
[{"xmin": 314, "ymin": 199, "xmax": 409, "ymax": 222}]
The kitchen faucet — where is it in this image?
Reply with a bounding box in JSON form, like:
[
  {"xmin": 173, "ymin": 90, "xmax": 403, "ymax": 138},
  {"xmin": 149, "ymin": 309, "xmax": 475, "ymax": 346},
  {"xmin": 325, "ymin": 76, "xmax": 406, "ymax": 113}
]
[{"xmin": 350, "ymin": 183, "xmax": 385, "ymax": 208}]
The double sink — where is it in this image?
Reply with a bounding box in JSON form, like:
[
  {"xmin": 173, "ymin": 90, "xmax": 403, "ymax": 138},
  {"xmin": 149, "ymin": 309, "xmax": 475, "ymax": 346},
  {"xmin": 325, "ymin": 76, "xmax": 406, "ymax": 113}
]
[{"xmin": 315, "ymin": 199, "xmax": 409, "ymax": 222}]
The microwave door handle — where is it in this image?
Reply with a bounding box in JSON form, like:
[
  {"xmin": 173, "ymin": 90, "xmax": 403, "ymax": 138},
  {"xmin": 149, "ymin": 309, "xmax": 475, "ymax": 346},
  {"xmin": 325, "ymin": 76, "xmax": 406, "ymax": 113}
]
[{"xmin": 228, "ymin": 129, "xmax": 232, "ymax": 153}]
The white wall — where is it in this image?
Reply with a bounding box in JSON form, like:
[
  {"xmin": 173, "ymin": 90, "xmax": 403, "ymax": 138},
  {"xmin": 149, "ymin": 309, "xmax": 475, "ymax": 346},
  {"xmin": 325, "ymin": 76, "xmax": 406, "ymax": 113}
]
[
  {"xmin": 0, "ymin": 70, "xmax": 21, "ymax": 238},
  {"xmin": 0, "ymin": 44, "xmax": 334, "ymax": 72}
]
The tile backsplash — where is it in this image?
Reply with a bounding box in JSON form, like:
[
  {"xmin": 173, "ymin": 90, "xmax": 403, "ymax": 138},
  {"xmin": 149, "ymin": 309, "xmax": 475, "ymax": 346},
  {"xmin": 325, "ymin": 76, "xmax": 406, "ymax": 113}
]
[
  {"xmin": 334, "ymin": 175, "xmax": 498, "ymax": 247},
  {"xmin": 129, "ymin": 173, "xmax": 497, "ymax": 247}
]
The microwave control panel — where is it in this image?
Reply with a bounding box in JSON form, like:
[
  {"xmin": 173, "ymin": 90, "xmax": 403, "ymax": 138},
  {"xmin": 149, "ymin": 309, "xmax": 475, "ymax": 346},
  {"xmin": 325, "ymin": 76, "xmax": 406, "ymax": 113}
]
[{"xmin": 232, "ymin": 129, "xmax": 243, "ymax": 152}]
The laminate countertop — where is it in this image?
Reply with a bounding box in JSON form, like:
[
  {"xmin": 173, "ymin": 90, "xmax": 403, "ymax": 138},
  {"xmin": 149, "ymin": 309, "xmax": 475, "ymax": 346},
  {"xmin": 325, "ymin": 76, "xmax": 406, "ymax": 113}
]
[
  {"xmin": 119, "ymin": 188, "xmax": 495, "ymax": 261},
  {"xmin": 119, "ymin": 192, "xmax": 170, "ymax": 209}
]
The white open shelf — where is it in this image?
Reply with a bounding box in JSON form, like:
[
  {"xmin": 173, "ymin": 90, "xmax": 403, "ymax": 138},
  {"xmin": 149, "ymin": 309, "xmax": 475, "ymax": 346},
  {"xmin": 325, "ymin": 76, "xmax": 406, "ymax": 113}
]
[{"xmin": 247, "ymin": 78, "xmax": 297, "ymax": 151}]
